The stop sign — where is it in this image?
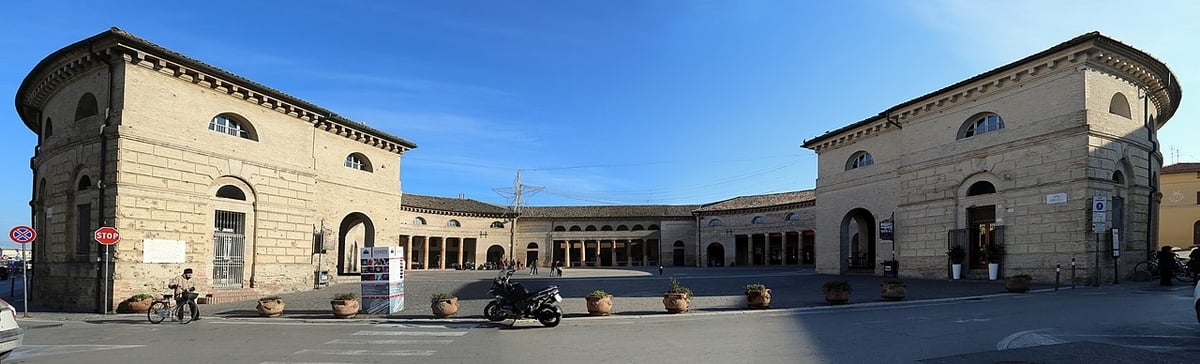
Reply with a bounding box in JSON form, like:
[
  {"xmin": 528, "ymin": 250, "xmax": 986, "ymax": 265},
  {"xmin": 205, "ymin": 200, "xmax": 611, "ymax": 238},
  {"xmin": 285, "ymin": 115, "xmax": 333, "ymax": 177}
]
[{"xmin": 94, "ymin": 226, "xmax": 120, "ymax": 245}]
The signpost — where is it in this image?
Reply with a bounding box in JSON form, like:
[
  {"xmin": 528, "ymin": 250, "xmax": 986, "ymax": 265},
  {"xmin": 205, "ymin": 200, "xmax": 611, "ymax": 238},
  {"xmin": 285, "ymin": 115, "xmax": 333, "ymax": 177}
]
[
  {"xmin": 1091, "ymin": 196, "xmax": 1108, "ymax": 286},
  {"xmin": 95, "ymin": 226, "xmax": 119, "ymax": 313},
  {"xmin": 879, "ymin": 213, "xmax": 897, "ymax": 277},
  {"xmin": 9, "ymin": 226, "xmax": 35, "ymax": 317}
]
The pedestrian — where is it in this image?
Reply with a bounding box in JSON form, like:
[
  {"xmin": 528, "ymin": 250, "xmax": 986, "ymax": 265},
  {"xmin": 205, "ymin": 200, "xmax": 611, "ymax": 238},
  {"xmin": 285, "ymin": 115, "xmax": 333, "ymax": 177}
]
[
  {"xmin": 1188, "ymin": 249, "xmax": 1200, "ymax": 286},
  {"xmin": 555, "ymin": 261, "xmax": 563, "ymax": 277},
  {"xmin": 531, "ymin": 260, "xmax": 538, "ymax": 275},
  {"xmin": 1158, "ymin": 245, "xmax": 1176, "ymax": 286},
  {"xmin": 658, "ymin": 265, "xmax": 663, "ymax": 276}
]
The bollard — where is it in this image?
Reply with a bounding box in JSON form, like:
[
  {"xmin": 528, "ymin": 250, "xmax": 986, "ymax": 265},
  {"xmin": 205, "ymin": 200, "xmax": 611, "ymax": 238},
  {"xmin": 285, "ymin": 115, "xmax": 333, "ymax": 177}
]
[
  {"xmin": 1055, "ymin": 264, "xmax": 1061, "ymax": 291},
  {"xmin": 1071, "ymin": 258, "xmax": 1077, "ymax": 288}
]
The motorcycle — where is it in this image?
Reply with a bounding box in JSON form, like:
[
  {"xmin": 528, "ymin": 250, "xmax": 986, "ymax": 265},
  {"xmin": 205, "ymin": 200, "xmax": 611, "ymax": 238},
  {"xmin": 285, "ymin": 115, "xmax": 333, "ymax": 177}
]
[{"xmin": 483, "ymin": 269, "xmax": 563, "ymax": 327}]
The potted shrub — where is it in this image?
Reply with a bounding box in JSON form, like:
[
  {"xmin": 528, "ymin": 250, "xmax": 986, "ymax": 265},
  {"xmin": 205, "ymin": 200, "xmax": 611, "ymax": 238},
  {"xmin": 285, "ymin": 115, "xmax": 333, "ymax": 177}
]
[
  {"xmin": 880, "ymin": 279, "xmax": 906, "ymax": 301},
  {"xmin": 256, "ymin": 295, "xmax": 285, "ymax": 317},
  {"xmin": 127, "ymin": 293, "xmax": 154, "ymax": 313},
  {"xmin": 947, "ymin": 245, "xmax": 966, "ymax": 280},
  {"xmin": 744, "ymin": 283, "xmax": 771, "ymax": 309},
  {"xmin": 1006, "ymin": 274, "xmax": 1032, "ymax": 293},
  {"xmin": 330, "ymin": 292, "xmax": 360, "ymax": 319},
  {"xmin": 585, "ymin": 290, "xmax": 614, "ymax": 316},
  {"xmin": 822, "ymin": 280, "xmax": 852, "ymax": 305},
  {"xmin": 985, "ymin": 243, "xmax": 1005, "ymax": 280},
  {"xmin": 430, "ymin": 293, "xmax": 459, "ymax": 318},
  {"xmin": 662, "ymin": 277, "xmax": 692, "ymax": 313}
]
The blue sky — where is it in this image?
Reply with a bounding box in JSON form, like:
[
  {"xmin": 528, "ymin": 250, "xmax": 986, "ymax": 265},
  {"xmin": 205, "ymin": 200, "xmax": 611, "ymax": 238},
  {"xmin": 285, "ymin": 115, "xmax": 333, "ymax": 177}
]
[{"xmin": 2, "ymin": 1, "xmax": 1199, "ymax": 248}]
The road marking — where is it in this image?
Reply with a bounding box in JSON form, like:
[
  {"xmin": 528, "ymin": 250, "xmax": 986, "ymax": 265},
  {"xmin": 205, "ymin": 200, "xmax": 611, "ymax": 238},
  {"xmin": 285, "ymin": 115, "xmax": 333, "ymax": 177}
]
[
  {"xmin": 6, "ymin": 344, "xmax": 145, "ymax": 361},
  {"xmin": 352, "ymin": 330, "xmax": 468, "ymax": 337},
  {"xmin": 293, "ymin": 349, "xmax": 436, "ymax": 356},
  {"xmin": 214, "ymin": 320, "xmax": 377, "ymax": 327},
  {"xmin": 325, "ymin": 339, "xmax": 454, "ymax": 345},
  {"xmin": 997, "ymin": 329, "xmax": 1065, "ymax": 350},
  {"xmin": 376, "ymin": 323, "xmax": 479, "ymax": 329}
]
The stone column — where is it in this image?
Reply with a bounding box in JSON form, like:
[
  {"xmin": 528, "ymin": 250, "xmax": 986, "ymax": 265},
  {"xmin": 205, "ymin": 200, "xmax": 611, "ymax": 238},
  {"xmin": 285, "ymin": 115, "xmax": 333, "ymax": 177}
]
[
  {"xmin": 420, "ymin": 237, "xmax": 429, "ymax": 270},
  {"xmin": 455, "ymin": 237, "xmax": 464, "ymax": 268}
]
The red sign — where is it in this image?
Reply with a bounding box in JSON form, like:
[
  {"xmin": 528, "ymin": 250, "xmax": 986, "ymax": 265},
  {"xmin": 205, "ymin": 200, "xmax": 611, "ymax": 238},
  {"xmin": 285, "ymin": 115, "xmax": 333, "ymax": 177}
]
[
  {"xmin": 9, "ymin": 226, "xmax": 36, "ymax": 244},
  {"xmin": 94, "ymin": 226, "xmax": 120, "ymax": 245}
]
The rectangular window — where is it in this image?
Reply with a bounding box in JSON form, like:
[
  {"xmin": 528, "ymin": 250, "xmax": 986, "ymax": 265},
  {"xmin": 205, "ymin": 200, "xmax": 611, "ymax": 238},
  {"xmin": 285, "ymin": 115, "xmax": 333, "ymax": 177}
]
[{"xmin": 75, "ymin": 203, "xmax": 92, "ymax": 254}]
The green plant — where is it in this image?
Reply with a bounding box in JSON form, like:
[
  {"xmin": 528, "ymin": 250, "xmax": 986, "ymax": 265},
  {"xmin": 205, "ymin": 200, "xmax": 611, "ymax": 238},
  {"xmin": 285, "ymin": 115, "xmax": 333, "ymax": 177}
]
[
  {"xmin": 586, "ymin": 290, "xmax": 609, "ymax": 298},
  {"xmin": 332, "ymin": 292, "xmax": 358, "ymax": 301},
  {"xmin": 947, "ymin": 245, "xmax": 966, "ymax": 264},
  {"xmin": 430, "ymin": 292, "xmax": 454, "ymax": 303},
  {"xmin": 666, "ymin": 277, "xmax": 692, "ymax": 300},
  {"xmin": 260, "ymin": 295, "xmax": 282, "ymax": 302},
  {"xmin": 985, "ymin": 243, "xmax": 1006, "ymax": 264},
  {"xmin": 130, "ymin": 293, "xmax": 154, "ymax": 301},
  {"xmin": 744, "ymin": 283, "xmax": 767, "ymax": 294},
  {"xmin": 822, "ymin": 280, "xmax": 852, "ymax": 293}
]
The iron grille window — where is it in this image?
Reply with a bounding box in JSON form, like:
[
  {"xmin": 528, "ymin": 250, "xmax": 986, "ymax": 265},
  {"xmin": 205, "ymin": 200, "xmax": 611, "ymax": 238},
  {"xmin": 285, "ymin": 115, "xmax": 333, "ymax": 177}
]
[{"xmin": 213, "ymin": 210, "xmax": 246, "ymax": 289}]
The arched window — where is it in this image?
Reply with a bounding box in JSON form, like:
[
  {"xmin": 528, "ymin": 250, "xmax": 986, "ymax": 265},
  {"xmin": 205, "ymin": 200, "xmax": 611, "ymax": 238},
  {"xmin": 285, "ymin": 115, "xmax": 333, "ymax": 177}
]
[
  {"xmin": 527, "ymin": 243, "xmax": 539, "ymax": 249},
  {"xmin": 413, "ymin": 217, "xmax": 426, "ymax": 225},
  {"xmin": 967, "ymin": 181, "xmax": 996, "ymax": 196},
  {"xmin": 447, "ymin": 220, "xmax": 461, "ymax": 227},
  {"xmin": 585, "ymin": 225, "xmax": 597, "ymax": 231},
  {"xmin": 708, "ymin": 219, "xmax": 724, "ymax": 227},
  {"xmin": 77, "ymin": 175, "xmax": 92, "ymax": 191},
  {"xmin": 554, "ymin": 226, "xmax": 566, "ymax": 232},
  {"xmin": 75, "ymin": 93, "xmax": 98, "ymax": 121},
  {"xmin": 1112, "ymin": 171, "xmax": 1125, "ymax": 185},
  {"xmin": 490, "ymin": 221, "xmax": 505, "ymax": 228},
  {"xmin": 648, "ymin": 224, "xmax": 659, "ymax": 230},
  {"xmin": 786, "ymin": 212, "xmax": 799, "ymax": 221},
  {"xmin": 752, "ymin": 216, "xmax": 765, "ymax": 224},
  {"xmin": 1109, "ymin": 93, "xmax": 1131, "ymax": 119},
  {"xmin": 43, "ymin": 118, "xmax": 53, "ymax": 138},
  {"xmin": 216, "ymin": 185, "xmax": 247, "ymax": 200},
  {"xmin": 957, "ymin": 112, "xmax": 1005, "ymax": 139},
  {"xmin": 569, "ymin": 226, "xmax": 582, "ymax": 231},
  {"xmin": 208, "ymin": 113, "xmax": 258, "ymax": 140},
  {"xmin": 673, "ymin": 241, "xmax": 685, "ymax": 248},
  {"xmin": 632, "ymin": 225, "xmax": 644, "ymax": 231},
  {"xmin": 616, "ymin": 225, "xmax": 629, "ymax": 231},
  {"xmin": 845, "ymin": 151, "xmax": 873, "ymax": 170},
  {"xmin": 600, "ymin": 225, "xmax": 613, "ymax": 231},
  {"xmin": 344, "ymin": 153, "xmax": 373, "ymax": 172}
]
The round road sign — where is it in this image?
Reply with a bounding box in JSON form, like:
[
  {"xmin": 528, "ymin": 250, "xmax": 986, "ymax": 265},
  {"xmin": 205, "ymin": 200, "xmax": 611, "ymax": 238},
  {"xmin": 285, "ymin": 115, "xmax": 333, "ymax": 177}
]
[
  {"xmin": 94, "ymin": 226, "xmax": 120, "ymax": 245},
  {"xmin": 9, "ymin": 226, "xmax": 36, "ymax": 244}
]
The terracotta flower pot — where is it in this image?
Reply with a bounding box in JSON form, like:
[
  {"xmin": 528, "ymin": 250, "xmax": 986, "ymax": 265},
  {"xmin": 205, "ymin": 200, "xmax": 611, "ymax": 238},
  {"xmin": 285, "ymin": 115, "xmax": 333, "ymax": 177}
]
[
  {"xmin": 127, "ymin": 298, "xmax": 153, "ymax": 313},
  {"xmin": 331, "ymin": 299, "xmax": 360, "ymax": 319},
  {"xmin": 746, "ymin": 289, "xmax": 771, "ymax": 309},
  {"xmin": 663, "ymin": 292, "xmax": 689, "ymax": 313},
  {"xmin": 880, "ymin": 282, "xmax": 906, "ymax": 301},
  {"xmin": 586, "ymin": 295, "xmax": 613, "ymax": 316},
  {"xmin": 1006, "ymin": 276, "xmax": 1031, "ymax": 293},
  {"xmin": 257, "ymin": 299, "xmax": 285, "ymax": 317},
  {"xmin": 824, "ymin": 290, "xmax": 850, "ymax": 305},
  {"xmin": 431, "ymin": 297, "xmax": 459, "ymax": 318}
]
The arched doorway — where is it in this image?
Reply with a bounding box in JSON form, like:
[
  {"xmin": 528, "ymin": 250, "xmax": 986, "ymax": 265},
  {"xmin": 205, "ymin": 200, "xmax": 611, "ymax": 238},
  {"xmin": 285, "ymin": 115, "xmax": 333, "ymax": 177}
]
[
  {"xmin": 840, "ymin": 209, "xmax": 876, "ymax": 272},
  {"xmin": 706, "ymin": 243, "xmax": 725, "ymax": 267},
  {"xmin": 338, "ymin": 212, "xmax": 375, "ymax": 275},
  {"xmin": 526, "ymin": 242, "xmax": 540, "ymax": 267},
  {"xmin": 672, "ymin": 241, "xmax": 685, "ymax": 266},
  {"xmin": 486, "ymin": 245, "xmax": 505, "ymax": 266}
]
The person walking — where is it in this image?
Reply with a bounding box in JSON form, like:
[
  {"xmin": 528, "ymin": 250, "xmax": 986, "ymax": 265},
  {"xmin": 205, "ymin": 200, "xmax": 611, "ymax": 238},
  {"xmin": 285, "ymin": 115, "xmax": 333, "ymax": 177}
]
[
  {"xmin": 658, "ymin": 265, "xmax": 664, "ymax": 276},
  {"xmin": 1158, "ymin": 246, "xmax": 1177, "ymax": 286}
]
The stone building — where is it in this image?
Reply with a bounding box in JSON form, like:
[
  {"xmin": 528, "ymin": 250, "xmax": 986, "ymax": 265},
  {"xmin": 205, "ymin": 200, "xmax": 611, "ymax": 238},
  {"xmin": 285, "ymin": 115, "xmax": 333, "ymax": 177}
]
[
  {"xmin": 802, "ymin": 32, "xmax": 1181, "ymax": 283},
  {"xmin": 1158, "ymin": 163, "xmax": 1200, "ymax": 249},
  {"xmin": 16, "ymin": 28, "xmax": 417, "ymax": 311}
]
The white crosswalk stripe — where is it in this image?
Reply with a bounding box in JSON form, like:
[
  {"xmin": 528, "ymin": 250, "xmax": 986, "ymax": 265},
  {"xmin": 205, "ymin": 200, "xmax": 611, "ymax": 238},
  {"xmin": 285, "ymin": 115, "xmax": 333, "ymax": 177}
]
[{"xmin": 267, "ymin": 321, "xmax": 477, "ymax": 363}]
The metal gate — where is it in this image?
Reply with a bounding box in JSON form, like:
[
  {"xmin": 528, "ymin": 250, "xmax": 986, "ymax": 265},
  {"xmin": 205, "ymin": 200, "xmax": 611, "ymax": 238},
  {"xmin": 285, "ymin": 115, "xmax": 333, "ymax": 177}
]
[{"xmin": 213, "ymin": 210, "xmax": 245, "ymax": 289}]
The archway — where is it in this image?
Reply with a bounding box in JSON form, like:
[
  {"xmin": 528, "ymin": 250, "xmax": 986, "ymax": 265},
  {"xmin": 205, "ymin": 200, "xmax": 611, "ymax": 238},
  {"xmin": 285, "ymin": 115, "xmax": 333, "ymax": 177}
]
[
  {"xmin": 338, "ymin": 212, "xmax": 375, "ymax": 275},
  {"xmin": 840, "ymin": 208, "xmax": 876, "ymax": 272},
  {"xmin": 706, "ymin": 243, "xmax": 725, "ymax": 267},
  {"xmin": 526, "ymin": 242, "xmax": 540, "ymax": 267},
  {"xmin": 486, "ymin": 245, "xmax": 505, "ymax": 266},
  {"xmin": 672, "ymin": 241, "xmax": 685, "ymax": 266}
]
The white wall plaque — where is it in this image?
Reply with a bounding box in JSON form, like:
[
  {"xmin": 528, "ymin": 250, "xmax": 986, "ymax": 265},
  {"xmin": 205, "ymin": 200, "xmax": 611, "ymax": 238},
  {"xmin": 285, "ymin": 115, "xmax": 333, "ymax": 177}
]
[
  {"xmin": 143, "ymin": 239, "xmax": 186, "ymax": 263},
  {"xmin": 1045, "ymin": 193, "xmax": 1068, "ymax": 204}
]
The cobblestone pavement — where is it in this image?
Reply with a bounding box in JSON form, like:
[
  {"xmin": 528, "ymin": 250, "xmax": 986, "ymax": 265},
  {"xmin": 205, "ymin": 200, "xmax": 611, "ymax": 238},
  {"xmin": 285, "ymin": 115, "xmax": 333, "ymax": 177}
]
[{"xmin": 10, "ymin": 267, "xmax": 1092, "ymax": 324}]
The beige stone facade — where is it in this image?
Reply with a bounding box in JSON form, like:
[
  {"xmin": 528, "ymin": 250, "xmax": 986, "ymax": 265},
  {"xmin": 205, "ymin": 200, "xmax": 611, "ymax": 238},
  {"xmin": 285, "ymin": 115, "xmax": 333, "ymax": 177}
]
[
  {"xmin": 803, "ymin": 32, "xmax": 1181, "ymax": 283},
  {"xmin": 1159, "ymin": 163, "xmax": 1200, "ymax": 248}
]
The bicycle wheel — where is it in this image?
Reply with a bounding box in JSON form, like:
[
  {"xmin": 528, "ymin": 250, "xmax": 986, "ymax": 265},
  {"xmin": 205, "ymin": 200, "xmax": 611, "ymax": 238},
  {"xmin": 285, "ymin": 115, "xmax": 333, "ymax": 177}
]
[
  {"xmin": 1134, "ymin": 261, "xmax": 1157, "ymax": 277},
  {"xmin": 1174, "ymin": 263, "xmax": 1195, "ymax": 283},
  {"xmin": 178, "ymin": 303, "xmax": 194, "ymax": 324},
  {"xmin": 147, "ymin": 301, "xmax": 168, "ymax": 324}
]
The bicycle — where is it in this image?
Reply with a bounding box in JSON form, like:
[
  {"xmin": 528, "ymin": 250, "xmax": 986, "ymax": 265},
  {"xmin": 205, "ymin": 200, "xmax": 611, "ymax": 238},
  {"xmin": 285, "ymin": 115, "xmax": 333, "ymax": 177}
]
[
  {"xmin": 1133, "ymin": 251, "xmax": 1195, "ymax": 283},
  {"xmin": 147, "ymin": 291, "xmax": 195, "ymax": 324}
]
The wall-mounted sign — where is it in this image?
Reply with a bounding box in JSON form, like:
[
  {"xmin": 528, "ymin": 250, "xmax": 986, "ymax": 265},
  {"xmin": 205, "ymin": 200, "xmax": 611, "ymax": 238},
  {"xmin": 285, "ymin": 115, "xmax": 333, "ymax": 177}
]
[{"xmin": 1045, "ymin": 193, "xmax": 1068, "ymax": 204}]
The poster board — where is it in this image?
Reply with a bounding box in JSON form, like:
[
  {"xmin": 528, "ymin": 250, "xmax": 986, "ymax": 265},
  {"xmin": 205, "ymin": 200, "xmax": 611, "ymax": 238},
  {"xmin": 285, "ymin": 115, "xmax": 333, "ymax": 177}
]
[{"xmin": 360, "ymin": 246, "xmax": 405, "ymax": 314}]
